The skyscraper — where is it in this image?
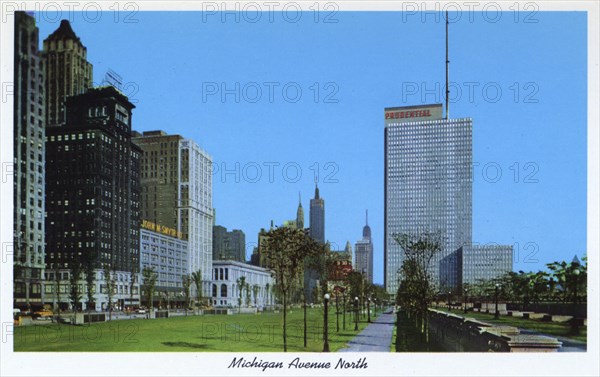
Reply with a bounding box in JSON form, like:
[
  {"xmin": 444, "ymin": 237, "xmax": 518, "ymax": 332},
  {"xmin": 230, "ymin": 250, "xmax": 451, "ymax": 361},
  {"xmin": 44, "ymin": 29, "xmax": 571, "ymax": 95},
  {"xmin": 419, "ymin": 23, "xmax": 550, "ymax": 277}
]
[
  {"xmin": 132, "ymin": 131, "xmax": 214, "ymax": 295},
  {"xmin": 213, "ymin": 225, "xmax": 246, "ymax": 262},
  {"xmin": 284, "ymin": 193, "xmax": 306, "ymax": 230},
  {"xmin": 460, "ymin": 245, "xmax": 513, "ymax": 286},
  {"xmin": 305, "ymin": 184, "xmax": 325, "ymax": 302},
  {"xmin": 14, "ymin": 12, "xmax": 46, "ymax": 310},
  {"xmin": 250, "ymin": 226, "xmax": 271, "ymax": 268},
  {"xmin": 46, "ymin": 87, "xmax": 141, "ymax": 310},
  {"xmin": 384, "ymin": 104, "xmax": 472, "ymax": 295},
  {"xmin": 43, "ymin": 19, "xmax": 93, "ymax": 128},
  {"xmin": 45, "ymin": 86, "xmax": 141, "ymax": 309},
  {"xmin": 309, "ymin": 184, "xmax": 325, "ymax": 243},
  {"xmin": 355, "ymin": 210, "xmax": 374, "ymax": 284},
  {"xmin": 296, "ymin": 192, "xmax": 304, "ymax": 229}
]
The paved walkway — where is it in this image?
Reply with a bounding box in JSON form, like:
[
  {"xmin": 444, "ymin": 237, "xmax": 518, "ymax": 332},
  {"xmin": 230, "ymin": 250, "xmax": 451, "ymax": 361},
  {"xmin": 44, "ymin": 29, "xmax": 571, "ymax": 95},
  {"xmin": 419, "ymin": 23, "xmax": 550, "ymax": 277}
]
[{"xmin": 338, "ymin": 310, "xmax": 395, "ymax": 352}]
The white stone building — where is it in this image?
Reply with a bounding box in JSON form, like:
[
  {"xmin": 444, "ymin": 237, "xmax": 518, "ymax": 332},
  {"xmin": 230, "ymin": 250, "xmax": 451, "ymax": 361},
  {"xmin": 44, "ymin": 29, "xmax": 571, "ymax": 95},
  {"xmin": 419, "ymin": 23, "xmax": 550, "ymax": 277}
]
[
  {"xmin": 210, "ymin": 261, "xmax": 274, "ymax": 309},
  {"xmin": 43, "ymin": 268, "xmax": 140, "ymax": 311}
]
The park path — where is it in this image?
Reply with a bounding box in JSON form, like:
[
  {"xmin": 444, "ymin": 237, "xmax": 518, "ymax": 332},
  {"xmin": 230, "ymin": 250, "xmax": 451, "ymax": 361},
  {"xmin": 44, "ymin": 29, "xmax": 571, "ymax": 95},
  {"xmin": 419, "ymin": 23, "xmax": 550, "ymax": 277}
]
[{"xmin": 338, "ymin": 311, "xmax": 395, "ymax": 352}]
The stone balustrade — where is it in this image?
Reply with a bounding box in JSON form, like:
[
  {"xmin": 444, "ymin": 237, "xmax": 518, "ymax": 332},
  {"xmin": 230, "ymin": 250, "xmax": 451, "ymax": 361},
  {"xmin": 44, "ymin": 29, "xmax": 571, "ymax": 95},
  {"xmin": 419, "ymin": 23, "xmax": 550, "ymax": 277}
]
[{"xmin": 427, "ymin": 309, "xmax": 562, "ymax": 352}]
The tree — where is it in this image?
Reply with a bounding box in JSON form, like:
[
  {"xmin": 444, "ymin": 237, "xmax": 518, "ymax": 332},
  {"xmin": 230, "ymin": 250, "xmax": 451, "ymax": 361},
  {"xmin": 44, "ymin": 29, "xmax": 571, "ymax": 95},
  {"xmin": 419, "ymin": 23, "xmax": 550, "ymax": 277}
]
[
  {"xmin": 499, "ymin": 271, "xmax": 529, "ymax": 310},
  {"xmin": 245, "ymin": 284, "xmax": 252, "ymax": 307},
  {"xmin": 300, "ymin": 236, "xmax": 327, "ymax": 347},
  {"xmin": 142, "ymin": 267, "xmax": 158, "ymax": 311},
  {"xmin": 308, "ymin": 242, "xmax": 336, "ymax": 295},
  {"xmin": 346, "ymin": 271, "xmax": 365, "ymax": 306},
  {"xmin": 252, "ymin": 284, "xmax": 260, "ymax": 307},
  {"xmin": 54, "ymin": 267, "xmax": 62, "ymax": 322},
  {"xmin": 393, "ymin": 231, "xmax": 441, "ymax": 335},
  {"xmin": 84, "ymin": 257, "xmax": 95, "ymax": 315},
  {"xmin": 237, "ymin": 276, "xmax": 247, "ymax": 313},
  {"xmin": 69, "ymin": 261, "xmax": 83, "ymax": 323},
  {"xmin": 547, "ymin": 257, "xmax": 587, "ymax": 304},
  {"xmin": 369, "ymin": 284, "xmax": 388, "ymax": 312},
  {"xmin": 182, "ymin": 274, "xmax": 191, "ymax": 316},
  {"xmin": 265, "ymin": 282, "xmax": 271, "ymax": 307},
  {"xmin": 529, "ymin": 271, "xmax": 549, "ymax": 305},
  {"xmin": 191, "ymin": 270, "xmax": 203, "ymax": 313},
  {"xmin": 129, "ymin": 270, "xmax": 137, "ymax": 315},
  {"xmin": 262, "ymin": 226, "xmax": 307, "ymax": 352},
  {"xmin": 103, "ymin": 265, "xmax": 116, "ymax": 320}
]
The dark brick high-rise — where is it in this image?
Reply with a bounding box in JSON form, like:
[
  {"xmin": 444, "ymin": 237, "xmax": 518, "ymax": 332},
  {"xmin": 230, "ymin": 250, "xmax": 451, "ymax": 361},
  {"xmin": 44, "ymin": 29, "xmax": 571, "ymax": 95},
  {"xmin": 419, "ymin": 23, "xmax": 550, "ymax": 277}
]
[
  {"xmin": 45, "ymin": 86, "xmax": 141, "ymax": 273},
  {"xmin": 43, "ymin": 19, "xmax": 93, "ymax": 128}
]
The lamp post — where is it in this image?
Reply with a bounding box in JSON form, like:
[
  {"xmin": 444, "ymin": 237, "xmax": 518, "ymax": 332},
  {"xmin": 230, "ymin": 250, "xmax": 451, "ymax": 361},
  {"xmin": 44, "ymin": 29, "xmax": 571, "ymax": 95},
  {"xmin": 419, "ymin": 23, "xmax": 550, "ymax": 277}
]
[
  {"xmin": 354, "ymin": 296, "xmax": 359, "ymax": 331},
  {"xmin": 367, "ymin": 297, "xmax": 371, "ymax": 323},
  {"xmin": 463, "ymin": 288, "xmax": 468, "ymax": 314},
  {"xmin": 360, "ymin": 269, "xmax": 366, "ymax": 321},
  {"xmin": 323, "ymin": 293, "xmax": 330, "ymax": 352},
  {"xmin": 447, "ymin": 291, "xmax": 451, "ymax": 311},
  {"xmin": 335, "ymin": 293, "xmax": 340, "ymax": 332},
  {"xmin": 494, "ymin": 283, "xmax": 501, "ymax": 319}
]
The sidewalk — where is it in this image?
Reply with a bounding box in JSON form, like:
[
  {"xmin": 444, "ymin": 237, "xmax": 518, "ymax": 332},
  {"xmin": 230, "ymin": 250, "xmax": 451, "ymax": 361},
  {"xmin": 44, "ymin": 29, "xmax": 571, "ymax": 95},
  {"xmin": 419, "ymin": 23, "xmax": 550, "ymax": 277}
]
[{"xmin": 338, "ymin": 311, "xmax": 396, "ymax": 352}]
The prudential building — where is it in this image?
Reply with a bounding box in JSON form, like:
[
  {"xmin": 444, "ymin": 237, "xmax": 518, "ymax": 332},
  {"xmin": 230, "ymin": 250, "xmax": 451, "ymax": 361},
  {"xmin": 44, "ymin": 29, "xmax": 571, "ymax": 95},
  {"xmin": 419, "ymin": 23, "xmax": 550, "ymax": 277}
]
[{"xmin": 384, "ymin": 104, "xmax": 472, "ymax": 295}]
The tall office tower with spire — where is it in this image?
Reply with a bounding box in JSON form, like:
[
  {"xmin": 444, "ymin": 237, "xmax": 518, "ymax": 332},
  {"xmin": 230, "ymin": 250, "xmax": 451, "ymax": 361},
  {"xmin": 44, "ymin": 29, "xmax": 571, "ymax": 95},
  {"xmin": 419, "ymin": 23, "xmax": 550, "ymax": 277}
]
[
  {"xmin": 43, "ymin": 19, "xmax": 93, "ymax": 128},
  {"xmin": 309, "ymin": 184, "xmax": 325, "ymax": 243},
  {"xmin": 284, "ymin": 193, "xmax": 306, "ymax": 230},
  {"xmin": 305, "ymin": 184, "xmax": 325, "ymax": 302},
  {"xmin": 132, "ymin": 131, "xmax": 214, "ymax": 295},
  {"xmin": 384, "ymin": 104, "xmax": 472, "ymax": 295},
  {"xmin": 296, "ymin": 192, "xmax": 304, "ymax": 229},
  {"xmin": 355, "ymin": 210, "xmax": 374, "ymax": 284},
  {"xmin": 13, "ymin": 12, "xmax": 46, "ymax": 310}
]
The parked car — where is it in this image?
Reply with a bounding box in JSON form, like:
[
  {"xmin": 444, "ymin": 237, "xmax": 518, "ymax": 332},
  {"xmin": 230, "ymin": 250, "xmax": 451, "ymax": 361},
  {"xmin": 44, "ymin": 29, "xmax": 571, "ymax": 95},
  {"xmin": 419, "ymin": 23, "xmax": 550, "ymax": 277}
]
[{"xmin": 34, "ymin": 308, "xmax": 54, "ymax": 319}]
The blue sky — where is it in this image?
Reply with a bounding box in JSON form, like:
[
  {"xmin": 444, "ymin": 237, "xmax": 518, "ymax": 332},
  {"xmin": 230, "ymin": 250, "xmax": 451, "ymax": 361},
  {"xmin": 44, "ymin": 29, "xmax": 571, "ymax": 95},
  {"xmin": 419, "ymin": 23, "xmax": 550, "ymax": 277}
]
[{"xmin": 36, "ymin": 10, "xmax": 587, "ymax": 285}]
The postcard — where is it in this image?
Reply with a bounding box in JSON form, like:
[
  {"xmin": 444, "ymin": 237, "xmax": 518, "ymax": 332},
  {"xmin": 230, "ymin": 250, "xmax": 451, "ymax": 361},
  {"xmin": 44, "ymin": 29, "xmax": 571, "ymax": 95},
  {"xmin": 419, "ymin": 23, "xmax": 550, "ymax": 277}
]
[{"xmin": 0, "ymin": 1, "xmax": 598, "ymax": 376}]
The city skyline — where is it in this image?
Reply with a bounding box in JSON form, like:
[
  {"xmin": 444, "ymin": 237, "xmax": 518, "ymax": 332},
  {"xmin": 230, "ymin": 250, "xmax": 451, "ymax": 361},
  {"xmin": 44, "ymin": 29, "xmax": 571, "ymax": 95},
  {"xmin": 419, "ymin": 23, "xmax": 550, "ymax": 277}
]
[{"xmin": 29, "ymin": 10, "xmax": 588, "ymax": 285}]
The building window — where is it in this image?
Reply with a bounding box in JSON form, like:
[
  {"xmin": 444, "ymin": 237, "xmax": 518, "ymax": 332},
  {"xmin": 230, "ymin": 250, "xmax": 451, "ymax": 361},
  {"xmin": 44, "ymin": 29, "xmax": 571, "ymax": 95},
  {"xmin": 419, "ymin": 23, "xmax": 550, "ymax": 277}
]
[
  {"xmin": 221, "ymin": 284, "xmax": 227, "ymax": 298},
  {"xmin": 15, "ymin": 283, "xmax": 25, "ymax": 294}
]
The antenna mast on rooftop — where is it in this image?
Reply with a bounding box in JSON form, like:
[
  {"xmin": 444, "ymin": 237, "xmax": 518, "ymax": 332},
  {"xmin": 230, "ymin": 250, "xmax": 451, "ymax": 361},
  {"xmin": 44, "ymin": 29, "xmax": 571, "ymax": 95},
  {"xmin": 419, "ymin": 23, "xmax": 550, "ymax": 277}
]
[{"xmin": 445, "ymin": 10, "xmax": 450, "ymax": 120}]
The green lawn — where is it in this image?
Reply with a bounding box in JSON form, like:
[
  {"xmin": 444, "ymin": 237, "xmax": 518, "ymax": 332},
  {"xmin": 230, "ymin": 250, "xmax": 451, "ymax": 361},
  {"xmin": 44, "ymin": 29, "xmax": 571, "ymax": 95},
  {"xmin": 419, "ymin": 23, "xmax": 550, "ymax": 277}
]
[
  {"xmin": 14, "ymin": 308, "xmax": 373, "ymax": 352},
  {"xmin": 436, "ymin": 309, "xmax": 587, "ymax": 343}
]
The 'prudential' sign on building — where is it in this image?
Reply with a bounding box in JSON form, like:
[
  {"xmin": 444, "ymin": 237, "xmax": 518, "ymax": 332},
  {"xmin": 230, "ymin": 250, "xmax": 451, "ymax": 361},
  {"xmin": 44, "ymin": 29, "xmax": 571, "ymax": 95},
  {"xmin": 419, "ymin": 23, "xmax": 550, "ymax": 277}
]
[{"xmin": 384, "ymin": 103, "xmax": 443, "ymax": 124}]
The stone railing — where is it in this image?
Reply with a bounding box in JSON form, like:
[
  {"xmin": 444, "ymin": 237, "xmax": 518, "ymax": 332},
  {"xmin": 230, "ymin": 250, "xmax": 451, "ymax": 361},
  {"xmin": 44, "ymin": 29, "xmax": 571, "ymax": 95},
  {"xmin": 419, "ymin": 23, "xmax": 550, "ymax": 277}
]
[{"xmin": 428, "ymin": 309, "xmax": 562, "ymax": 352}]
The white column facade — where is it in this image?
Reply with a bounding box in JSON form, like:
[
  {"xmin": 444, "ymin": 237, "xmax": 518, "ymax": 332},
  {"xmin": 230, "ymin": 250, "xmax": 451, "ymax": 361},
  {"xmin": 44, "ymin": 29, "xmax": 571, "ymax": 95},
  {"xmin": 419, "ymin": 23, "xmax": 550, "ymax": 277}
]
[
  {"xmin": 209, "ymin": 261, "xmax": 274, "ymax": 309},
  {"xmin": 178, "ymin": 139, "xmax": 213, "ymax": 299}
]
